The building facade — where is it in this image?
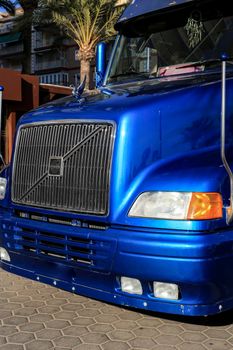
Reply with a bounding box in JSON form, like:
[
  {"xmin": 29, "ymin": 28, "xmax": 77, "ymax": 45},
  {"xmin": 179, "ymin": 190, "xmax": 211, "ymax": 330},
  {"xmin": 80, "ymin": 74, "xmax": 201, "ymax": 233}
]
[
  {"xmin": 31, "ymin": 25, "xmax": 81, "ymax": 87},
  {"xmin": 0, "ymin": 9, "xmax": 25, "ymax": 72}
]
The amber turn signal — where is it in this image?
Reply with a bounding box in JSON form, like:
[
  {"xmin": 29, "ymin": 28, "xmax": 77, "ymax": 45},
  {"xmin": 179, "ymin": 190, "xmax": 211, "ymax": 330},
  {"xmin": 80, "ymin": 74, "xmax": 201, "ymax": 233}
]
[{"xmin": 187, "ymin": 193, "xmax": 223, "ymax": 220}]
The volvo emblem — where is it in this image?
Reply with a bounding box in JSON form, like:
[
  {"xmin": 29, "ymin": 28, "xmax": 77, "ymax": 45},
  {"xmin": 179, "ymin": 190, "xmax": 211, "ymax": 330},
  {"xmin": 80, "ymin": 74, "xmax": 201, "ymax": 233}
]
[{"xmin": 48, "ymin": 157, "xmax": 64, "ymax": 176}]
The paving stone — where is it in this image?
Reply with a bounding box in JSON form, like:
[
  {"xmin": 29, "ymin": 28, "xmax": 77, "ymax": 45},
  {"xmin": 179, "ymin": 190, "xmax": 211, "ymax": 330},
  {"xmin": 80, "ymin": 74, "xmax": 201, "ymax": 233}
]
[
  {"xmin": 1, "ymin": 304, "xmax": 21, "ymax": 311},
  {"xmin": 137, "ymin": 318, "xmax": 162, "ymax": 328},
  {"xmin": 54, "ymin": 291, "xmax": 72, "ymax": 299},
  {"xmin": 46, "ymin": 299, "xmax": 67, "ymax": 307},
  {"xmin": 133, "ymin": 327, "xmax": 160, "ymax": 338},
  {"xmin": 181, "ymin": 331, "xmax": 207, "ymax": 342},
  {"xmin": 54, "ymin": 311, "xmax": 77, "ymax": 320},
  {"xmin": 38, "ymin": 306, "xmax": 61, "ymax": 314},
  {"xmin": 30, "ymin": 314, "xmax": 53, "ymax": 323},
  {"xmin": 80, "ymin": 333, "xmax": 109, "ymax": 344},
  {"xmin": 19, "ymin": 323, "xmax": 44, "ymax": 332},
  {"xmin": 9, "ymin": 297, "xmax": 31, "ymax": 303},
  {"xmin": 100, "ymin": 306, "xmax": 124, "ymax": 315},
  {"xmin": 0, "ymin": 292, "xmax": 17, "ymax": 299},
  {"xmin": 53, "ymin": 335, "xmax": 81, "ymax": 347},
  {"xmin": 152, "ymin": 346, "xmax": 176, "ymax": 350},
  {"xmin": 94, "ymin": 314, "xmax": 119, "ymax": 323},
  {"xmin": 75, "ymin": 345, "xmax": 101, "ymax": 350},
  {"xmin": 3, "ymin": 316, "xmax": 28, "ymax": 326},
  {"xmin": 114, "ymin": 320, "xmax": 138, "ymax": 330},
  {"xmin": 102, "ymin": 341, "xmax": 130, "ymax": 350},
  {"xmin": 72, "ymin": 317, "xmax": 96, "ymax": 326},
  {"xmin": 118, "ymin": 312, "xmax": 142, "ymax": 321},
  {"xmin": 14, "ymin": 307, "xmax": 38, "ymax": 317},
  {"xmin": 7, "ymin": 332, "xmax": 35, "ymax": 344},
  {"xmin": 23, "ymin": 301, "xmax": 45, "ymax": 308},
  {"xmin": 44, "ymin": 319, "xmax": 70, "ymax": 329},
  {"xmin": 25, "ymin": 339, "xmax": 53, "ymax": 350},
  {"xmin": 62, "ymin": 295, "xmax": 86, "ymax": 303},
  {"xmin": 0, "ymin": 326, "xmax": 18, "ymax": 336},
  {"xmin": 155, "ymin": 334, "xmax": 182, "ymax": 346},
  {"xmin": 61, "ymin": 303, "xmax": 84, "ymax": 311},
  {"xmin": 84, "ymin": 301, "xmax": 105, "ymax": 309},
  {"xmin": 204, "ymin": 339, "xmax": 232, "ymax": 349},
  {"xmin": 108, "ymin": 330, "xmax": 134, "ymax": 341},
  {"xmin": 204, "ymin": 329, "xmax": 231, "ymax": 339},
  {"xmin": 0, "ymin": 336, "xmax": 6, "ymax": 345},
  {"xmin": 181, "ymin": 323, "xmax": 208, "ymax": 332},
  {"xmin": 0, "ymin": 311, "xmax": 12, "ymax": 319},
  {"xmin": 88, "ymin": 323, "xmax": 114, "ymax": 333},
  {"xmin": 77, "ymin": 309, "xmax": 101, "ymax": 317},
  {"xmin": 62, "ymin": 325, "xmax": 88, "ymax": 336},
  {"xmin": 129, "ymin": 337, "xmax": 156, "ymax": 349},
  {"xmin": 18, "ymin": 290, "xmax": 39, "ymax": 297},
  {"xmin": 0, "ymin": 345, "xmax": 24, "ymax": 350},
  {"xmin": 226, "ymin": 325, "xmax": 233, "ymax": 334},
  {"xmin": 179, "ymin": 343, "xmax": 207, "ymax": 350},
  {"xmin": 36, "ymin": 328, "xmax": 62, "ymax": 340},
  {"xmin": 30, "ymin": 295, "xmax": 53, "ymax": 302},
  {"xmin": 158, "ymin": 324, "xmax": 184, "ymax": 335}
]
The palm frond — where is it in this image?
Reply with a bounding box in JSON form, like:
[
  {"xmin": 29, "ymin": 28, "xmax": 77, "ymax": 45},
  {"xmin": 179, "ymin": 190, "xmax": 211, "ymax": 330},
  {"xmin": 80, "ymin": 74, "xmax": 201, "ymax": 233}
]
[{"xmin": 0, "ymin": 0, "xmax": 15, "ymax": 15}]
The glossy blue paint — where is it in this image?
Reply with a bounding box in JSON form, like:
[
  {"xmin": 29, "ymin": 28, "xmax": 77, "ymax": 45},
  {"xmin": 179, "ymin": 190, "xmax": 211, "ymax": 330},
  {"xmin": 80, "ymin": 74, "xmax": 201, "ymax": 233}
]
[
  {"xmin": 2, "ymin": 1, "xmax": 233, "ymax": 317},
  {"xmin": 117, "ymin": 0, "xmax": 193, "ymax": 24},
  {"xmin": 96, "ymin": 42, "xmax": 107, "ymax": 88},
  {"xmin": 1, "ymin": 70, "xmax": 233, "ymax": 316},
  {"xmin": 0, "ymin": 86, "xmax": 4, "ymax": 91},
  {"xmin": 1, "ymin": 214, "xmax": 233, "ymax": 316}
]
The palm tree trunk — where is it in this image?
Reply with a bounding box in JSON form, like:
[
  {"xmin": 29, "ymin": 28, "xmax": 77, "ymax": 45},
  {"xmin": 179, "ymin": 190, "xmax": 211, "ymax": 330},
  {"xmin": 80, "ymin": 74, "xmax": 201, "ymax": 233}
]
[{"xmin": 80, "ymin": 59, "xmax": 91, "ymax": 90}]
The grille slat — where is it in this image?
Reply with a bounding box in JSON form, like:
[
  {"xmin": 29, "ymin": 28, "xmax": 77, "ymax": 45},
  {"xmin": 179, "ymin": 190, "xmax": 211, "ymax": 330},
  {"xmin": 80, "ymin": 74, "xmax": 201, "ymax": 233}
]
[{"xmin": 12, "ymin": 122, "xmax": 114, "ymax": 215}]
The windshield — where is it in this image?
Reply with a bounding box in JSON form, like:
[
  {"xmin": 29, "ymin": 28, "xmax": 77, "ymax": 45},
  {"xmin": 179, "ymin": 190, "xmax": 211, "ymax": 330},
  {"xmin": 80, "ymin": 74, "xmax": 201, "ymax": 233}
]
[{"xmin": 106, "ymin": 15, "xmax": 233, "ymax": 84}]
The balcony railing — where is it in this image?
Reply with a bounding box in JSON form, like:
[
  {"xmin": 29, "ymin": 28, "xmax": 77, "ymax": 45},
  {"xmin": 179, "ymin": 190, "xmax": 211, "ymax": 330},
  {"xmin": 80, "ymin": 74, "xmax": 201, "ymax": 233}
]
[
  {"xmin": 35, "ymin": 59, "xmax": 67, "ymax": 71},
  {"xmin": 0, "ymin": 43, "xmax": 24, "ymax": 57},
  {"xmin": 35, "ymin": 38, "xmax": 71, "ymax": 50}
]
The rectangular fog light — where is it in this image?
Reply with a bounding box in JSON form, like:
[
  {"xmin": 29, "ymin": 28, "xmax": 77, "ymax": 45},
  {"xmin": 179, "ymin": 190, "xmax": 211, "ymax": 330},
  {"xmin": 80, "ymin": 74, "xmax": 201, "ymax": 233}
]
[
  {"xmin": 153, "ymin": 282, "xmax": 179, "ymax": 300},
  {"xmin": 0, "ymin": 247, "xmax": 11, "ymax": 262},
  {"xmin": 121, "ymin": 277, "xmax": 143, "ymax": 295}
]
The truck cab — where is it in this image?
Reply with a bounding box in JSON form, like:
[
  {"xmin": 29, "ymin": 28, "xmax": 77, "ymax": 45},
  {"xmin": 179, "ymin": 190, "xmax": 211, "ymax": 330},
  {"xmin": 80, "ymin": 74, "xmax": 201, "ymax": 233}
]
[{"xmin": 1, "ymin": 0, "xmax": 233, "ymax": 316}]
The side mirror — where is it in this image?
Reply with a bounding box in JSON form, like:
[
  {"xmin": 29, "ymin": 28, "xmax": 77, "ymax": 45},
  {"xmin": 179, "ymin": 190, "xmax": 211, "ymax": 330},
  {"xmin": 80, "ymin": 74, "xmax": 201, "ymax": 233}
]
[{"xmin": 96, "ymin": 42, "xmax": 107, "ymax": 88}]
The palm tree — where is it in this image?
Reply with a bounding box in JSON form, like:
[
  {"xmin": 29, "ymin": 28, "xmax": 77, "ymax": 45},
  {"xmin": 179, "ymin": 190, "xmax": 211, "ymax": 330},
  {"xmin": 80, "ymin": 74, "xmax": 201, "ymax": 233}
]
[
  {"xmin": 39, "ymin": 0, "xmax": 126, "ymax": 89},
  {"xmin": 13, "ymin": 0, "xmax": 39, "ymax": 73},
  {"xmin": 0, "ymin": 0, "xmax": 15, "ymax": 15}
]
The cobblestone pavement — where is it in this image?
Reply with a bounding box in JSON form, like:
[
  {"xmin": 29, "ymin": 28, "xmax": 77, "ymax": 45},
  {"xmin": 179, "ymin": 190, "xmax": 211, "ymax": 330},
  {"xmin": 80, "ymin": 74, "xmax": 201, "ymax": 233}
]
[{"xmin": 1, "ymin": 269, "xmax": 233, "ymax": 350}]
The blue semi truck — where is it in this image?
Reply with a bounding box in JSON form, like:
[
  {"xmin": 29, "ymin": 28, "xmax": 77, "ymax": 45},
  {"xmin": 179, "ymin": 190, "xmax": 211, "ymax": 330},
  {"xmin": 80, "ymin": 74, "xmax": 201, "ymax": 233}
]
[{"xmin": 1, "ymin": 0, "xmax": 233, "ymax": 316}]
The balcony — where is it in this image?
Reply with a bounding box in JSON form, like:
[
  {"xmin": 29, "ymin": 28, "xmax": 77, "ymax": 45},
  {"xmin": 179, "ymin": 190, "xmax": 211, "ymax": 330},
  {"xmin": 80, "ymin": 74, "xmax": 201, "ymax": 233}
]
[
  {"xmin": 0, "ymin": 43, "xmax": 24, "ymax": 57},
  {"xmin": 34, "ymin": 38, "xmax": 72, "ymax": 52},
  {"xmin": 35, "ymin": 59, "xmax": 67, "ymax": 72}
]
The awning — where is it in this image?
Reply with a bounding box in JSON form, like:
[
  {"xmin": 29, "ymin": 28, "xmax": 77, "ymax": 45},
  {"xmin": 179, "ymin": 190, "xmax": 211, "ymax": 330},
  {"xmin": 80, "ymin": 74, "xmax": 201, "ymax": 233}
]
[{"xmin": 0, "ymin": 32, "xmax": 22, "ymax": 45}]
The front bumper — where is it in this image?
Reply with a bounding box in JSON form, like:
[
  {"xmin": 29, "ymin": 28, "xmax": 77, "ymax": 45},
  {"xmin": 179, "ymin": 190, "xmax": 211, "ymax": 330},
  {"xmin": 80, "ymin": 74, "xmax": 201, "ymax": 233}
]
[{"xmin": 1, "ymin": 213, "xmax": 233, "ymax": 316}]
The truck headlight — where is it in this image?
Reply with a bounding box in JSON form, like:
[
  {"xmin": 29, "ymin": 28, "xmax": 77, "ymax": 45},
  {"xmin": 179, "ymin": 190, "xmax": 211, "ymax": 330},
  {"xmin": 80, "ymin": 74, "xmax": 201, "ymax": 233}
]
[
  {"xmin": 129, "ymin": 192, "xmax": 223, "ymax": 220},
  {"xmin": 0, "ymin": 178, "xmax": 7, "ymax": 200}
]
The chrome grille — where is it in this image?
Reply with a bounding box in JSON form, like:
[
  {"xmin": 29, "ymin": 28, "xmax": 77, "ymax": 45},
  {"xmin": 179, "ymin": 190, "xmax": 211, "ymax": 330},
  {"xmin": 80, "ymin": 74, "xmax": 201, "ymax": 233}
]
[{"xmin": 12, "ymin": 122, "xmax": 115, "ymax": 215}]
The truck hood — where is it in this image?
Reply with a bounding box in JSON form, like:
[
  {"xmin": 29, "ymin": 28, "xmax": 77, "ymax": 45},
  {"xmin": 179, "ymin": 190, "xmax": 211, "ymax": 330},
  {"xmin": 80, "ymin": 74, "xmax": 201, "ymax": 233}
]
[
  {"xmin": 15, "ymin": 73, "xmax": 233, "ymax": 230},
  {"xmin": 20, "ymin": 72, "xmax": 228, "ymax": 126}
]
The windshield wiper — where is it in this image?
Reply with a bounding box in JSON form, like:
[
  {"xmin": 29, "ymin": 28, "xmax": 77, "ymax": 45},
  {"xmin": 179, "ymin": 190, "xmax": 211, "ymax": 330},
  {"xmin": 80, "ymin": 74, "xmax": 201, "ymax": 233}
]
[
  {"xmin": 176, "ymin": 58, "xmax": 233, "ymax": 70},
  {"xmin": 110, "ymin": 71, "xmax": 148, "ymax": 79}
]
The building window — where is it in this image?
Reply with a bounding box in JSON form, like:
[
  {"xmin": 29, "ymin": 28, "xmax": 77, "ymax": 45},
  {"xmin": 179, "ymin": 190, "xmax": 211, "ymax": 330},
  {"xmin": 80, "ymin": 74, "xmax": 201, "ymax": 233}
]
[{"xmin": 39, "ymin": 73, "xmax": 69, "ymax": 86}]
